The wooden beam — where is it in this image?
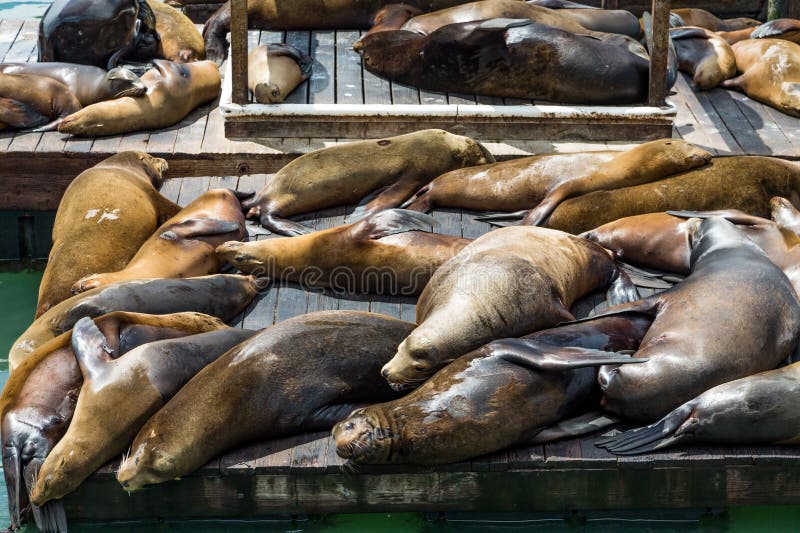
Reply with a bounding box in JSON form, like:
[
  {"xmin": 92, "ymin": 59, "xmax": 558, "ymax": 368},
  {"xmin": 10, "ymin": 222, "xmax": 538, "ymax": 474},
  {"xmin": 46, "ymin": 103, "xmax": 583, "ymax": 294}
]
[
  {"xmin": 768, "ymin": 0, "xmax": 787, "ymax": 20},
  {"xmin": 230, "ymin": 0, "xmax": 249, "ymax": 105},
  {"xmin": 648, "ymin": 0, "xmax": 671, "ymax": 107}
]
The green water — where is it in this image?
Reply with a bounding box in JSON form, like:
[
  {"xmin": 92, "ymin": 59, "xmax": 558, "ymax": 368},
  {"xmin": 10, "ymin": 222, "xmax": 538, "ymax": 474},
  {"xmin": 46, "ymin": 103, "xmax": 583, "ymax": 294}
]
[{"xmin": 0, "ymin": 1, "xmax": 49, "ymax": 19}]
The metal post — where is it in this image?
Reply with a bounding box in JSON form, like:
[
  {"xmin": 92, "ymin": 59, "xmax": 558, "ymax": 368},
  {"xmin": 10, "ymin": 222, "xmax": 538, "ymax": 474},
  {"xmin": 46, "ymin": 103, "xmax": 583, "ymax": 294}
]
[
  {"xmin": 648, "ymin": 0, "xmax": 671, "ymax": 107},
  {"xmin": 231, "ymin": 0, "xmax": 249, "ymax": 105},
  {"xmin": 768, "ymin": 0, "xmax": 787, "ymax": 20}
]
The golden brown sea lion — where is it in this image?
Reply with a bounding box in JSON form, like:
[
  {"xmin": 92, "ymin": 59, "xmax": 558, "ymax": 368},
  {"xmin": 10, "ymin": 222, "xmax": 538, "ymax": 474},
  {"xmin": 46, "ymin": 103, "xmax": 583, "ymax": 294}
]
[
  {"xmin": 58, "ymin": 59, "xmax": 220, "ymax": 136},
  {"xmin": 147, "ymin": 0, "xmax": 206, "ymax": 62},
  {"xmin": 670, "ymin": 8, "xmax": 760, "ymax": 32},
  {"xmin": 71, "ymin": 189, "xmax": 246, "ymax": 293},
  {"xmin": 750, "ymin": 19, "xmax": 800, "ymax": 44},
  {"xmin": 247, "ymin": 43, "xmax": 312, "ymax": 103},
  {"xmin": 0, "ymin": 73, "xmax": 81, "ymax": 130},
  {"xmin": 380, "ymin": 225, "xmax": 639, "ymax": 390},
  {"xmin": 36, "ymin": 152, "xmax": 179, "ymax": 318},
  {"xmin": 670, "ymin": 26, "xmax": 736, "ymax": 90},
  {"xmin": 526, "ymin": 0, "xmax": 640, "ymax": 37},
  {"xmin": 716, "ymin": 26, "xmax": 757, "ymax": 45},
  {"xmin": 217, "ymin": 209, "xmax": 470, "ymax": 295},
  {"xmin": 241, "ymin": 129, "xmax": 493, "ymax": 236}
]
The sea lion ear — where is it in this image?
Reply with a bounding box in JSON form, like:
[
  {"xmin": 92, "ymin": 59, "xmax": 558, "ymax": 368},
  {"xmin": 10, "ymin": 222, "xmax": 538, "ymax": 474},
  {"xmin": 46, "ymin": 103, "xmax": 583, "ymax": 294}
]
[
  {"xmin": 71, "ymin": 318, "xmax": 113, "ymax": 382},
  {"xmin": 488, "ymin": 338, "xmax": 648, "ymax": 372},
  {"xmin": 348, "ymin": 209, "xmax": 439, "ymax": 240},
  {"xmin": 160, "ymin": 218, "xmax": 243, "ymax": 241}
]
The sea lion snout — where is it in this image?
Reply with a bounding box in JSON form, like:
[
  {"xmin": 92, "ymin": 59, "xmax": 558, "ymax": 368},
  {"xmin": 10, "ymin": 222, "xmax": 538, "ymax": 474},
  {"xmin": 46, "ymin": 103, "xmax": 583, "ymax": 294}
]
[{"xmin": 382, "ymin": 337, "xmax": 437, "ymax": 390}]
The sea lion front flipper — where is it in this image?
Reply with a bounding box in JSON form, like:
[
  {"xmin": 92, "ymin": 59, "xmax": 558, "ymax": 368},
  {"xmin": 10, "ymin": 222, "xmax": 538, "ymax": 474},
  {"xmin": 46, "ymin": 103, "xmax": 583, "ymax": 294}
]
[
  {"xmin": 160, "ymin": 218, "xmax": 244, "ymax": 240},
  {"xmin": 528, "ymin": 412, "xmax": 620, "ymax": 444},
  {"xmin": 0, "ymin": 98, "xmax": 49, "ymax": 129},
  {"xmin": 489, "ymin": 338, "xmax": 648, "ymax": 372},
  {"xmin": 30, "ymin": 117, "xmax": 65, "ymax": 133},
  {"xmin": 596, "ymin": 399, "xmax": 697, "ymax": 455},
  {"xmin": 606, "ymin": 269, "xmax": 639, "ymax": 306},
  {"xmin": 475, "ymin": 210, "xmax": 529, "ymax": 222},
  {"xmin": 348, "ymin": 209, "xmax": 439, "ymax": 241},
  {"xmin": 562, "ymin": 295, "xmax": 662, "ymax": 327},
  {"xmin": 620, "ymin": 263, "xmax": 677, "ymax": 290},
  {"xmin": 71, "ymin": 317, "xmax": 114, "ymax": 383},
  {"xmin": 666, "ymin": 209, "xmax": 768, "ymax": 225},
  {"xmin": 2, "ymin": 442, "xmax": 24, "ymax": 528},
  {"xmin": 751, "ymin": 19, "xmax": 800, "ymax": 39}
]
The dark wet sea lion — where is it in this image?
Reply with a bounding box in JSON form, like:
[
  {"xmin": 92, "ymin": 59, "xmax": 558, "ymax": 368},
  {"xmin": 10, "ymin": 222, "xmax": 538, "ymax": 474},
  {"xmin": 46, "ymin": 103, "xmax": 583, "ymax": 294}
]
[
  {"xmin": 542, "ymin": 156, "xmax": 800, "ymax": 235},
  {"xmin": 405, "ymin": 140, "xmax": 711, "ymax": 220},
  {"xmin": 217, "ymin": 209, "xmax": 470, "ymax": 295},
  {"xmin": 598, "ymin": 362, "xmax": 800, "ymax": 455},
  {"xmin": 0, "ymin": 73, "xmax": 81, "ymax": 130},
  {"xmin": 380, "ymin": 225, "xmax": 639, "ymax": 390},
  {"xmin": 0, "ymin": 311, "xmax": 227, "ymax": 531},
  {"xmin": 58, "ymin": 60, "xmax": 221, "ymax": 136},
  {"xmin": 670, "ymin": 8, "xmax": 760, "ymax": 32},
  {"xmin": 670, "ymin": 27, "xmax": 736, "ymax": 90},
  {"xmin": 72, "ymin": 189, "xmax": 245, "ymax": 293},
  {"xmin": 38, "ymin": 0, "xmax": 160, "ymax": 69},
  {"xmin": 580, "ymin": 217, "xmax": 800, "ymax": 422},
  {"xmin": 116, "ymin": 311, "xmax": 414, "ymax": 490},
  {"xmin": 364, "ymin": 3, "xmax": 425, "ymax": 36},
  {"xmin": 29, "ymin": 322, "xmax": 256, "ymax": 506},
  {"xmin": 241, "ymin": 129, "xmax": 493, "ymax": 236},
  {"xmin": 36, "ymin": 152, "xmax": 179, "ymax": 319},
  {"xmin": 11, "ymin": 274, "xmax": 259, "ymax": 370},
  {"xmin": 0, "ymin": 63, "xmax": 145, "ymax": 107},
  {"xmin": 146, "ymin": 0, "xmax": 206, "ymax": 62},
  {"xmin": 526, "ymin": 0, "xmax": 640, "ymax": 37},
  {"xmin": 751, "ymin": 19, "xmax": 800, "ymax": 45},
  {"xmin": 356, "ymin": 18, "xmax": 665, "ymax": 104},
  {"xmin": 335, "ymin": 315, "xmax": 652, "ymax": 465},
  {"xmin": 722, "ymin": 40, "xmax": 800, "ymax": 118},
  {"xmin": 248, "ymin": 43, "xmax": 312, "ymax": 104}
]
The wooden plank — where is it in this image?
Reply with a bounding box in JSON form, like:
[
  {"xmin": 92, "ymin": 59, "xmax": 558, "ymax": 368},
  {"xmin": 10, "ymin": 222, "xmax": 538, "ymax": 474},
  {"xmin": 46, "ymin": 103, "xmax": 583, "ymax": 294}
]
[
  {"xmin": 230, "ymin": 0, "xmax": 249, "ymax": 104},
  {"xmin": 727, "ymin": 92, "xmax": 795, "ymax": 157},
  {"xmin": 35, "ymin": 130, "xmax": 69, "ymax": 154},
  {"xmin": 705, "ymin": 88, "xmax": 767, "ymax": 155},
  {"xmin": 273, "ymin": 283, "xmax": 310, "ymax": 323},
  {"xmin": 115, "ymin": 131, "xmax": 150, "ymax": 153},
  {"xmin": 284, "ymin": 31, "xmax": 311, "ymax": 104},
  {"xmin": 669, "ymin": 76, "xmax": 719, "ymax": 155},
  {"xmin": 391, "ymin": 81, "xmax": 420, "ymax": 105},
  {"xmin": 335, "ymin": 31, "xmax": 363, "ymax": 105},
  {"xmin": 360, "ymin": 30, "xmax": 392, "ymax": 105},
  {"xmin": 0, "ymin": 19, "xmax": 24, "ymax": 61},
  {"xmin": 309, "ymin": 31, "xmax": 335, "ymax": 104},
  {"xmin": 3, "ymin": 19, "xmax": 37, "ymax": 62},
  {"xmin": 674, "ymin": 74, "xmax": 741, "ymax": 155},
  {"xmin": 177, "ymin": 175, "xmax": 211, "ymax": 205},
  {"xmin": 173, "ymin": 108, "xmax": 210, "ymax": 155},
  {"xmin": 159, "ymin": 177, "xmax": 184, "ymax": 203}
]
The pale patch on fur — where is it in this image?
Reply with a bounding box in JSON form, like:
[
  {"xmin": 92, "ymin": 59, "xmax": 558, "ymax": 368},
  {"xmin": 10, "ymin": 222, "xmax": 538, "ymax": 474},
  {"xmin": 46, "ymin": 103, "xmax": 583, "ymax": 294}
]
[
  {"xmin": 84, "ymin": 209, "xmax": 99, "ymax": 220},
  {"xmin": 97, "ymin": 208, "xmax": 120, "ymax": 223}
]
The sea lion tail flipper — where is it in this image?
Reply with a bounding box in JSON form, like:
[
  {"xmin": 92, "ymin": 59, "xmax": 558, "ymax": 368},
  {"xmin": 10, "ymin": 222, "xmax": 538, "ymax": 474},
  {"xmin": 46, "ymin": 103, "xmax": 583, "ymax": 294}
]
[
  {"xmin": 259, "ymin": 212, "xmax": 312, "ymax": 236},
  {"xmin": 30, "ymin": 118, "xmax": 65, "ymax": 133},
  {"xmin": 751, "ymin": 19, "xmax": 800, "ymax": 39},
  {"xmin": 721, "ymin": 75, "xmax": 744, "ymax": 90},
  {"xmin": 606, "ymin": 269, "xmax": 640, "ymax": 306},
  {"xmin": 475, "ymin": 210, "xmax": 529, "ymax": 222},
  {"xmin": 489, "ymin": 338, "xmax": 648, "ymax": 372},
  {"xmin": 522, "ymin": 193, "xmax": 563, "ymax": 227},
  {"xmin": 71, "ymin": 317, "xmax": 114, "ymax": 382},
  {"xmin": 595, "ymin": 400, "xmax": 697, "ymax": 455},
  {"xmin": 348, "ymin": 209, "xmax": 439, "ymax": 241},
  {"xmin": 2, "ymin": 443, "xmax": 25, "ymax": 528},
  {"xmin": 560, "ymin": 296, "xmax": 662, "ymax": 326},
  {"xmin": 267, "ymin": 43, "xmax": 314, "ymax": 81},
  {"xmin": 0, "ymin": 98, "xmax": 49, "ymax": 129},
  {"xmin": 31, "ymin": 500, "xmax": 68, "ymax": 533},
  {"xmin": 160, "ymin": 218, "xmax": 244, "ymax": 240},
  {"xmin": 528, "ymin": 412, "xmax": 620, "ymax": 444},
  {"xmin": 619, "ymin": 262, "xmax": 676, "ymax": 290}
]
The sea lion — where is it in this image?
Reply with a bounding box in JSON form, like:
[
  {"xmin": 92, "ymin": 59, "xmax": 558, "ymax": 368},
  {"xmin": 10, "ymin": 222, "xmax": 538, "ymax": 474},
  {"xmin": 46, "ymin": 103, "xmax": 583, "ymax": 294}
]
[
  {"xmin": 380, "ymin": 225, "xmax": 639, "ymax": 390},
  {"xmin": 526, "ymin": 0, "xmax": 640, "ymax": 37},
  {"xmin": 405, "ymin": 140, "xmax": 712, "ymax": 221},
  {"xmin": 247, "ymin": 43, "xmax": 312, "ymax": 104},
  {"xmin": 771, "ymin": 195, "xmax": 800, "ymax": 234},
  {"xmin": 0, "ymin": 73, "xmax": 81, "ymax": 130},
  {"xmin": 670, "ymin": 26, "xmax": 736, "ymax": 90},
  {"xmin": 10, "ymin": 274, "xmax": 259, "ymax": 370},
  {"xmin": 29, "ymin": 321, "xmax": 256, "ymax": 506},
  {"xmin": 717, "ymin": 27, "xmax": 757, "ymax": 45},
  {"xmin": 0, "ymin": 63, "xmax": 145, "ymax": 106},
  {"xmin": 670, "ymin": 8, "xmax": 760, "ymax": 32},
  {"xmin": 116, "ymin": 311, "xmax": 414, "ymax": 490},
  {"xmin": 335, "ymin": 315, "xmax": 652, "ymax": 465},
  {"xmin": 597, "ymin": 362, "xmax": 800, "ymax": 455},
  {"xmin": 751, "ymin": 19, "xmax": 800, "ymax": 44},
  {"xmin": 722, "ymin": 39, "xmax": 800, "ymax": 117},
  {"xmin": 540, "ymin": 156, "xmax": 800, "ymax": 235},
  {"xmin": 37, "ymin": 152, "xmax": 179, "ymax": 318},
  {"xmin": 58, "ymin": 60, "xmax": 221, "ymax": 136},
  {"xmin": 579, "ymin": 217, "xmax": 800, "ymax": 422},
  {"xmin": 355, "ymin": 18, "xmax": 667, "ymax": 104},
  {"xmin": 71, "ymin": 189, "xmax": 246, "ymax": 293},
  {"xmin": 241, "ymin": 129, "xmax": 493, "ymax": 236},
  {"xmin": 38, "ymin": 0, "xmax": 160, "ymax": 69},
  {"xmin": 364, "ymin": 3, "xmax": 425, "ymax": 36},
  {"xmin": 145, "ymin": 0, "xmax": 206, "ymax": 62},
  {"xmin": 217, "ymin": 209, "xmax": 470, "ymax": 295},
  {"xmin": 0, "ymin": 311, "xmax": 228, "ymax": 531}
]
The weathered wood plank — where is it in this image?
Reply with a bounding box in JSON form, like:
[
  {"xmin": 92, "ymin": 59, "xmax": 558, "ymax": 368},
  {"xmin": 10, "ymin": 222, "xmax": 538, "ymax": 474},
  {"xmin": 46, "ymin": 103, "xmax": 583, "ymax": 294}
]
[
  {"xmin": 309, "ymin": 31, "xmax": 335, "ymax": 104},
  {"xmin": 284, "ymin": 31, "xmax": 311, "ymax": 104},
  {"xmin": 335, "ymin": 31, "xmax": 364, "ymax": 105}
]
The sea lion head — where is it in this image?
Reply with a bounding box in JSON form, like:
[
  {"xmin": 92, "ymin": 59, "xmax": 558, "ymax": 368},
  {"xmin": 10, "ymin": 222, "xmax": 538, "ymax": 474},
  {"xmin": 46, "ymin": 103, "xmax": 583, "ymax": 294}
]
[
  {"xmin": 116, "ymin": 439, "xmax": 175, "ymax": 491},
  {"xmin": 353, "ymin": 30, "xmax": 421, "ymax": 79},
  {"xmin": 332, "ymin": 407, "xmax": 398, "ymax": 464},
  {"xmin": 105, "ymin": 67, "xmax": 147, "ymax": 98},
  {"xmin": 102, "ymin": 151, "xmax": 169, "ymax": 187},
  {"xmin": 216, "ymin": 240, "xmax": 267, "ymax": 274},
  {"xmin": 688, "ymin": 216, "xmax": 763, "ymax": 268},
  {"xmin": 381, "ymin": 334, "xmax": 440, "ymax": 391}
]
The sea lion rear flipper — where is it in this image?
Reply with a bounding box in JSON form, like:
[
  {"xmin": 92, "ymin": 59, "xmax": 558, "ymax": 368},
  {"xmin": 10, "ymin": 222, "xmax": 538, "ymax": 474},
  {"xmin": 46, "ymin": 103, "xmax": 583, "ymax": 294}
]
[
  {"xmin": 2, "ymin": 443, "xmax": 25, "ymax": 528},
  {"xmin": 475, "ymin": 210, "xmax": 529, "ymax": 223},
  {"xmin": 71, "ymin": 317, "xmax": 114, "ymax": 382},
  {"xmin": 490, "ymin": 338, "xmax": 648, "ymax": 372},
  {"xmin": 267, "ymin": 43, "xmax": 314, "ymax": 81},
  {"xmin": 348, "ymin": 209, "xmax": 439, "ymax": 241},
  {"xmin": 751, "ymin": 19, "xmax": 800, "ymax": 39},
  {"xmin": 160, "ymin": 218, "xmax": 244, "ymax": 240},
  {"xmin": 595, "ymin": 399, "xmax": 696, "ymax": 455},
  {"xmin": 620, "ymin": 263, "xmax": 676, "ymax": 290},
  {"xmin": 606, "ymin": 269, "xmax": 639, "ymax": 306},
  {"xmin": 259, "ymin": 212, "xmax": 312, "ymax": 236},
  {"xmin": 30, "ymin": 117, "xmax": 65, "ymax": 133},
  {"xmin": 0, "ymin": 98, "xmax": 49, "ymax": 129},
  {"xmin": 561, "ymin": 295, "xmax": 662, "ymax": 327},
  {"xmin": 528, "ymin": 412, "xmax": 620, "ymax": 444}
]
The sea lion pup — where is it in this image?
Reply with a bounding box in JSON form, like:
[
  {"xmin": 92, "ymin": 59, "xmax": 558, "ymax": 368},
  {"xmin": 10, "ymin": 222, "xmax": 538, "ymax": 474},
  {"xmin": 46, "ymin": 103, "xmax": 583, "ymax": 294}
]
[
  {"xmin": 0, "ymin": 63, "xmax": 145, "ymax": 106},
  {"xmin": 405, "ymin": 139, "xmax": 711, "ymax": 219},
  {"xmin": 146, "ymin": 0, "xmax": 206, "ymax": 62},
  {"xmin": 247, "ymin": 43, "xmax": 312, "ymax": 104},
  {"xmin": 364, "ymin": 3, "xmax": 425, "ymax": 36},
  {"xmin": 670, "ymin": 8, "xmax": 760, "ymax": 32},
  {"xmin": 116, "ymin": 311, "xmax": 414, "ymax": 490},
  {"xmin": 36, "ymin": 152, "xmax": 179, "ymax": 318},
  {"xmin": 10, "ymin": 274, "xmax": 259, "ymax": 370},
  {"xmin": 58, "ymin": 59, "xmax": 221, "ymax": 136},
  {"xmin": 71, "ymin": 189, "xmax": 246, "ymax": 293},
  {"xmin": 509, "ymin": 0, "xmax": 641, "ymax": 37},
  {"xmin": 670, "ymin": 27, "xmax": 736, "ymax": 90},
  {"xmin": 217, "ymin": 209, "xmax": 470, "ymax": 295},
  {"xmin": 751, "ymin": 19, "xmax": 800, "ymax": 44},
  {"xmin": 241, "ymin": 129, "xmax": 493, "ymax": 236},
  {"xmin": 579, "ymin": 217, "xmax": 800, "ymax": 423},
  {"xmin": 0, "ymin": 311, "xmax": 227, "ymax": 532},
  {"xmin": 598, "ymin": 362, "xmax": 800, "ymax": 455},
  {"xmin": 0, "ymin": 73, "xmax": 81, "ymax": 130},
  {"xmin": 335, "ymin": 315, "xmax": 653, "ymax": 465},
  {"xmin": 539, "ymin": 156, "xmax": 800, "ymax": 235},
  {"xmin": 380, "ymin": 225, "xmax": 639, "ymax": 390},
  {"xmin": 722, "ymin": 40, "xmax": 800, "ymax": 117},
  {"xmin": 29, "ymin": 321, "xmax": 256, "ymax": 507}
]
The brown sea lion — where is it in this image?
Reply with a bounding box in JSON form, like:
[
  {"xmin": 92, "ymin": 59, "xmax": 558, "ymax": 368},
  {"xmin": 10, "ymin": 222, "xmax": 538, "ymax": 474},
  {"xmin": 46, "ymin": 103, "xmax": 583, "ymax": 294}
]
[
  {"xmin": 58, "ymin": 59, "xmax": 220, "ymax": 136},
  {"xmin": 540, "ymin": 156, "xmax": 800, "ymax": 235},
  {"xmin": 217, "ymin": 209, "xmax": 470, "ymax": 295},
  {"xmin": 241, "ymin": 129, "xmax": 493, "ymax": 236},
  {"xmin": 0, "ymin": 311, "xmax": 227, "ymax": 531},
  {"xmin": 670, "ymin": 8, "xmax": 760, "ymax": 32},
  {"xmin": 116, "ymin": 311, "xmax": 414, "ymax": 490},
  {"xmin": 723, "ymin": 39, "xmax": 800, "ymax": 117},
  {"xmin": 10, "ymin": 274, "xmax": 259, "ymax": 370},
  {"xmin": 405, "ymin": 140, "xmax": 712, "ymax": 221},
  {"xmin": 335, "ymin": 314, "xmax": 652, "ymax": 465},
  {"xmin": 670, "ymin": 26, "xmax": 736, "ymax": 90},
  {"xmin": 716, "ymin": 27, "xmax": 757, "ymax": 45},
  {"xmin": 751, "ymin": 19, "xmax": 800, "ymax": 44},
  {"xmin": 0, "ymin": 63, "xmax": 145, "ymax": 106},
  {"xmin": 71, "ymin": 189, "xmax": 246, "ymax": 293},
  {"xmin": 37, "ymin": 152, "xmax": 179, "ymax": 318},
  {"xmin": 579, "ymin": 217, "xmax": 800, "ymax": 422},
  {"xmin": 598, "ymin": 362, "xmax": 800, "ymax": 455},
  {"xmin": 364, "ymin": 3, "xmax": 425, "ymax": 36},
  {"xmin": 247, "ymin": 43, "xmax": 312, "ymax": 104},
  {"xmin": 146, "ymin": 0, "xmax": 206, "ymax": 62},
  {"xmin": 380, "ymin": 225, "xmax": 639, "ymax": 390},
  {"xmin": 525, "ymin": 0, "xmax": 640, "ymax": 37},
  {"xmin": 29, "ymin": 321, "xmax": 256, "ymax": 507},
  {"xmin": 0, "ymin": 73, "xmax": 81, "ymax": 130}
]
